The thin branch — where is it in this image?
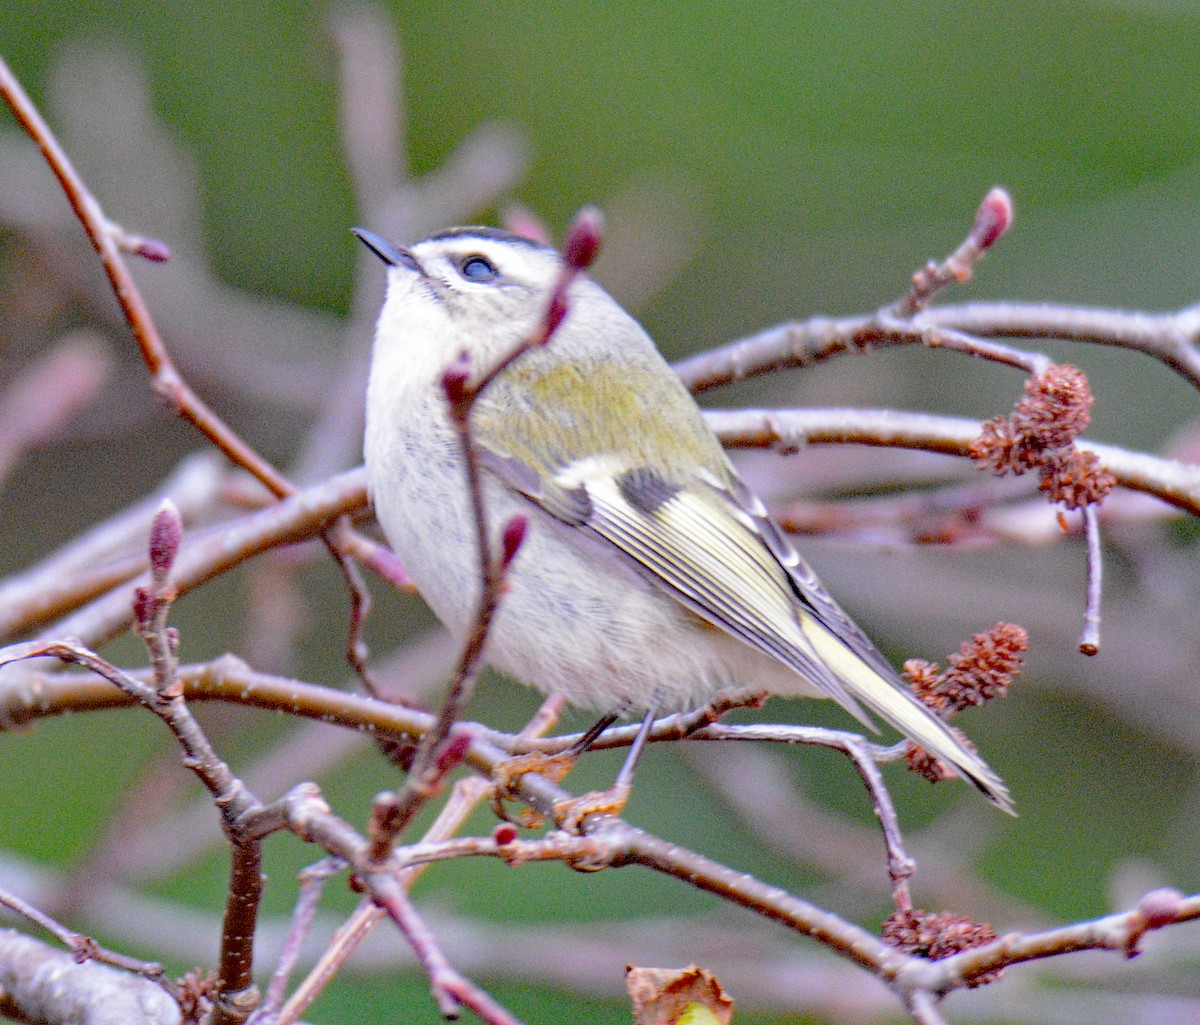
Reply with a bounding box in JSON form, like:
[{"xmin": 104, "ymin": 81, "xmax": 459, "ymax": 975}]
[
  {"xmin": 895, "ymin": 888, "xmax": 1199, "ymax": 997},
  {"xmin": 0, "ymin": 55, "xmax": 291, "ymax": 499},
  {"xmin": 924, "ymin": 301, "xmax": 1200, "ymax": 393},
  {"xmin": 670, "ymin": 187, "xmax": 1200, "ymax": 399},
  {"xmin": 274, "ymin": 778, "xmax": 491, "ymax": 1025},
  {"xmin": 0, "ymin": 887, "xmax": 172, "ymax": 995},
  {"xmin": 892, "ymin": 188, "xmax": 1012, "ymax": 316},
  {"xmin": 325, "ymin": 516, "xmax": 381, "ymax": 693},
  {"xmin": 400, "ymin": 207, "xmax": 604, "ymax": 816},
  {"xmin": 905, "ymin": 989, "xmax": 950, "ymax": 1025},
  {"xmin": 876, "ymin": 319, "xmax": 1050, "ymax": 375},
  {"xmin": 252, "ymin": 857, "xmax": 345, "ymax": 1025},
  {"xmin": 705, "ymin": 407, "xmax": 1200, "ymax": 517},
  {"xmin": 838, "ymin": 736, "xmax": 917, "ymax": 913},
  {"xmin": 264, "ymin": 783, "xmax": 523, "ymax": 1025},
  {"xmin": 376, "ymin": 885, "xmax": 525, "ymax": 1025},
  {"xmin": 1079, "ymin": 504, "xmax": 1103, "ymax": 655},
  {"xmin": 674, "ymin": 299, "xmax": 1200, "ymax": 398}
]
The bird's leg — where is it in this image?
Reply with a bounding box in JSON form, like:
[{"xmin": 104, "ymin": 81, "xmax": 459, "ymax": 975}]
[
  {"xmin": 552, "ymin": 699, "xmax": 660, "ymax": 834},
  {"xmin": 613, "ymin": 703, "xmax": 657, "ymax": 790},
  {"xmin": 490, "ymin": 709, "xmax": 623, "ymax": 824},
  {"xmin": 565, "ymin": 710, "xmax": 621, "ymax": 757}
]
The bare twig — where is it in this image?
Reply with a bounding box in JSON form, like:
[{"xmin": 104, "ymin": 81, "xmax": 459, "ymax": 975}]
[
  {"xmin": 892, "ymin": 188, "xmax": 1012, "ymax": 316},
  {"xmin": 905, "ymin": 989, "xmax": 950, "ymax": 1025},
  {"xmin": 839, "ymin": 736, "xmax": 917, "ymax": 912},
  {"xmin": 1079, "ymin": 505, "xmax": 1103, "ymax": 655},
  {"xmin": 400, "ymin": 208, "xmax": 604, "ymax": 819},
  {"xmin": 893, "ymin": 888, "xmax": 1198, "ymax": 997},
  {"xmin": 271, "ymin": 778, "xmax": 490, "ymax": 1025},
  {"xmin": 706, "ymin": 408, "xmax": 1200, "ymax": 517},
  {"xmin": 263, "ymin": 781, "xmax": 522, "ymax": 1024},
  {"xmin": 0, "ymin": 888, "xmax": 172, "ymax": 994},
  {"xmin": 0, "ymin": 56, "xmax": 291, "ymax": 499},
  {"xmin": 376, "ymin": 885, "xmax": 524, "ymax": 1025},
  {"xmin": 670, "ymin": 187, "xmax": 1200, "ymax": 400},
  {"xmin": 251, "ymin": 857, "xmax": 344, "ymax": 1025},
  {"xmin": 674, "ymin": 298, "xmax": 1200, "ymax": 398}
]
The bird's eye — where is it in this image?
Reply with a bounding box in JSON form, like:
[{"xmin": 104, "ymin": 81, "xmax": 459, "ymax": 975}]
[{"xmin": 457, "ymin": 254, "xmax": 499, "ymax": 283}]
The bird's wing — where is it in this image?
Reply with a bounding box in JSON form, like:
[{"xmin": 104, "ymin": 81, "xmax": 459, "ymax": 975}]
[
  {"xmin": 482, "ymin": 446, "xmax": 879, "ymax": 725},
  {"xmin": 721, "ymin": 472, "xmax": 903, "ymax": 684}
]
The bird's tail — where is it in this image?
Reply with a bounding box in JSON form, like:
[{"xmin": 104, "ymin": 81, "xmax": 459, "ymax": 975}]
[{"xmin": 805, "ymin": 621, "xmax": 1014, "ymax": 814}]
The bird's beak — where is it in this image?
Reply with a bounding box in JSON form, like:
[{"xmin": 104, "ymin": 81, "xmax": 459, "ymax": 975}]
[{"xmin": 351, "ymin": 228, "xmax": 422, "ymax": 274}]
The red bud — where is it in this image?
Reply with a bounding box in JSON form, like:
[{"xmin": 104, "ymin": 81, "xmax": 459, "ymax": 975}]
[
  {"xmin": 441, "ymin": 351, "xmax": 473, "ymax": 407},
  {"xmin": 148, "ymin": 500, "xmax": 183, "ymax": 581},
  {"xmin": 132, "ymin": 584, "xmax": 155, "ymax": 627},
  {"xmin": 501, "ymin": 515, "xmax": 528, "ymax": 569},
  {"xmin": 563, "ymin": 206, "xmax": 604, "ymax": 270},
  {"xmin": 493, "ymin": 823, "xmax": 518, "ymax": 846},
  {"xmin": 972, "ymin": 187, "xmax": 1012, "ymax": 252},
  {"xmin": 434, "ymin": 730, "xmax": 472, "ymax": 774}
]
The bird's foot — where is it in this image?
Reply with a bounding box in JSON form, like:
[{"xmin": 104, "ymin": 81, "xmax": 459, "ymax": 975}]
[
  {"xmin": 489, "ymin": 750, "xmax": 578, "ymax": 827},
  {"xmin": 552, "ymin": 781, "xmax": 632, "ymax": 834}
]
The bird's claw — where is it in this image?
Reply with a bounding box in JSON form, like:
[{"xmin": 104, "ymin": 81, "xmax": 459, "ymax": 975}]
[{"xmin": 552, "ymin": 781, "xmax": 631, "ymax": 834}]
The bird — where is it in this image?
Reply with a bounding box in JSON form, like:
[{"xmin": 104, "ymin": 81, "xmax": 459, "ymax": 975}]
[{"xmin": 355, "ymin": 223, "xmax": 1012, "ymax": 813}]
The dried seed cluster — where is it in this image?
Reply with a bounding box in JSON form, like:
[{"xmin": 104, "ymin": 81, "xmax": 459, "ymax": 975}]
[
  {"xmin": 882, "ymin": 908, "xmax": 1002, "ymax": 987},
  {"xmin": 970, "ymin": 364, "xmax": 1115, "ymax": 509},
  {"xmin": 904, "ymin": 623, "xmax": 1027, "ymax": 783}
]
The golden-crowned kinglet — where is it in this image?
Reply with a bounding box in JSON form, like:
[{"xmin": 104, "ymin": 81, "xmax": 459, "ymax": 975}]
[{"xmin": 356, "ymin": 225, "xmax": 1010, "ymax": 812}]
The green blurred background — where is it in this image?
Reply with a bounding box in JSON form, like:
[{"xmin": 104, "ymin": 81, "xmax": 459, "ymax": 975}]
[{"xmin": 3, "ymin": 2, "xmax": 1200, "ymax": 1023}]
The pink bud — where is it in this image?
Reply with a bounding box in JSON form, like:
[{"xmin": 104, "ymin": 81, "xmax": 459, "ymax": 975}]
[
  {"xmin": 972, "ymin": 188, "xmax": 1013, "ymax": 251},
  {"xmin": 501, "ymin": 515, "xmax": 528, "ymax": 569},
  {"xmin": 502, "ymin": 205, "xmax": 550, "ymax": 244},
  {"xmin": 563, "ymin": 206, "xmax": 604, "ymax": 270},
  {"xmin": 133, "ymin": 237, "xmax": 172, "ymax": 263},
  {"xmin": 441, "ymin": 351, "xmax": 472, "ymax": 406},
  {"xmin": 148, "ymin": 500, "xmax": 183, "ymax": 581},
  {"xmin": 1137, "ymin": 887, "xmax": 1183, "ymax": 929}
]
